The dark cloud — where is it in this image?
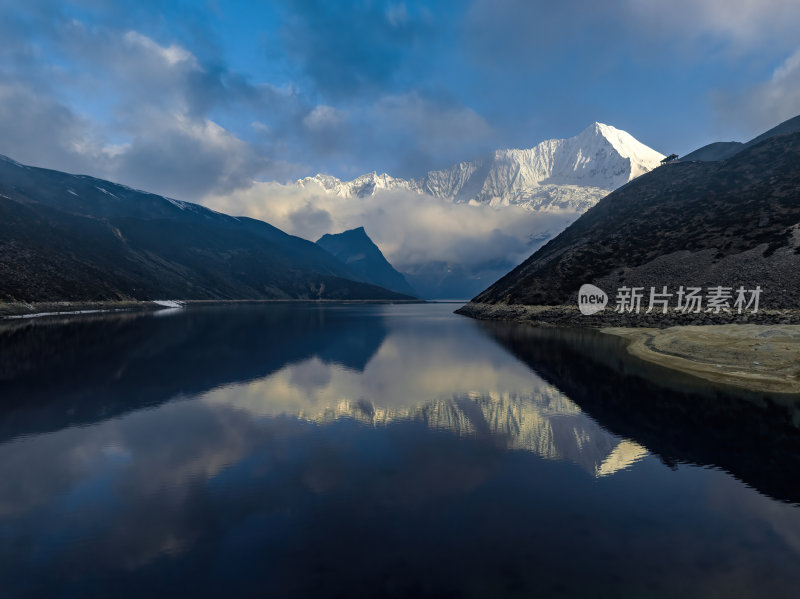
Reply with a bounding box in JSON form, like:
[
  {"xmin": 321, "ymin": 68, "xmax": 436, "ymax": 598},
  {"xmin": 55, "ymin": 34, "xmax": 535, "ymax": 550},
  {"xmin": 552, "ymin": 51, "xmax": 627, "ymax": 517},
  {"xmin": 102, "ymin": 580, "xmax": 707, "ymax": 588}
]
[{"xmin": 110, "ymin": 116, "xmax": 270, "ymax": 198}]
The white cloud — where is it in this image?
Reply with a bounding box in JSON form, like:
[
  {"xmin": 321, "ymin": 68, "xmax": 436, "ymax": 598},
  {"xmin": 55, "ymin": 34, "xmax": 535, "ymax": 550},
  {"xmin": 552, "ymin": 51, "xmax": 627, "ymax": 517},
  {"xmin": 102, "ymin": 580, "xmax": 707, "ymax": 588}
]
[
  {"xmin": 122, "ymin": 31, "xmax": 199, "ymax": 69},
  {"xmin": 108, "ymin": 112, "xmax": 271, "ymax": 198},
  {"xmin": 303, "ymin": 105, "xmax": 345, "ymax": 131},
  {"xmin": 0, "ymin": 82, "xmax": 106, "ymax": 173},
  {"xmin": 203, "ymin": 181, "xmax": 576, "ymax": 272},
  {"xmin": 624, "ymin": 0, "xmax": 800, "ymax": 49},
  {"xmin": 713, "ymin": 48, "xmax": 800, "ymax": 136}
]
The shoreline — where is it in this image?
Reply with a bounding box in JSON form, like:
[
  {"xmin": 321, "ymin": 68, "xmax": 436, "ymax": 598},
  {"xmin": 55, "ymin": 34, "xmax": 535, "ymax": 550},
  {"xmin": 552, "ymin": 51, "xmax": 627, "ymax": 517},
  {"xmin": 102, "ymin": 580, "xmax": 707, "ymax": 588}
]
[
  {"xmin": 454, "ymin": 302, "xmax": 800, "ymax": 328},
  {"xmin": 0, "ymin": 298, "xmax": 425, "ymax": 320},
  {"xmin": 457, "ymin": 302, "xmax": 800, "ymax": 396},
  {"xmin": 602, "ymin": 325, "xmax": 800, "ymax": 395}
]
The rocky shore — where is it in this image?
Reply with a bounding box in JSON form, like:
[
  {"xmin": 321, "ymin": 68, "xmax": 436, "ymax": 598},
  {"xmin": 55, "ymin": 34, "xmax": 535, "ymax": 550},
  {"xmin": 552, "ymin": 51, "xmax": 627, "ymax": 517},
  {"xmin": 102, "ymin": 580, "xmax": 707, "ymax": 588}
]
[
  {"xmin": 0, "ymin": 298, "xmax": 423, "ymax": 320},
  {"xmin": 455, "ymin": 302, "xmax": 800, "ymax": 328},
  {"xmin": 0, "ymin": 301, "xmax": 159, "ymax": 319}
]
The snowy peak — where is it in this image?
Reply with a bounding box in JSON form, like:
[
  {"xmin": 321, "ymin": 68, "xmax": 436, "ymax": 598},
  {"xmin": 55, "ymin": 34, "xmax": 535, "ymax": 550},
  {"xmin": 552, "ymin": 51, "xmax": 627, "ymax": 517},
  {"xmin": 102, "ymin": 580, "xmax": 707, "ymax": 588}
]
[
  {"xmin": 298, "ymin": 171, "xmax": 420, "ymax": 198},
  {"xmin": 297, "ymin": 123, "xmax": 664, "ymax": 212},
  {"xmin": 574, "ymin": 121, "xmax": 666, "ymax": 180}
]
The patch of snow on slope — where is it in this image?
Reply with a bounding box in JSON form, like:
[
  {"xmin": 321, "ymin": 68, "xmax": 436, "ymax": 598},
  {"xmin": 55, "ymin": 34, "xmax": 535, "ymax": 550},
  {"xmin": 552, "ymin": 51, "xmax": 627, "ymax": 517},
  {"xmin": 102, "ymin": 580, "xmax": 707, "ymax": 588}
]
[
  {"xmin": 166, "ymin": 198, "xmax": 190, "ymax": 210},
  {"xmin": 152, "ymin": 300, "xmax": 185, "ymax": 309},
  {"xmin": 95, "ymin": 186, "xmax": 120, "ymax": 200}
]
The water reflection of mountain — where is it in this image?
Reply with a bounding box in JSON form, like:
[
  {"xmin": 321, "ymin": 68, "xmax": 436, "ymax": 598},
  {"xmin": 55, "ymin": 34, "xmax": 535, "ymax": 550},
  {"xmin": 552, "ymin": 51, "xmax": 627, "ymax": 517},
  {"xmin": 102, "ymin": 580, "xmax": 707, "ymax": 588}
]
[
  {"xmin": 300, "ymin": 391, "xmax": 647, "ymax": 478},
  {"xmin": 0, "ymin": 305, "xmax": 388, "ymax": 441},
  {"xmin": 3, "ymin": 304, "xmax": 800, "ymax": 503},
  {"xmin": 483, "ymin": 322, "xmax": 800, "ymax": 504}
]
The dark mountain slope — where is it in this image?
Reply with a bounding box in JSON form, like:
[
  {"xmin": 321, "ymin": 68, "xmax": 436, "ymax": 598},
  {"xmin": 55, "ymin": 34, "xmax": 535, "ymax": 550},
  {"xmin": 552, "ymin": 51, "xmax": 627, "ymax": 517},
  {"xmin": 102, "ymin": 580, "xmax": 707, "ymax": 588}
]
[
  {"xmin": 470, "ymin": 130, "xmax": 800, "ymax": 309},
  {"xmin": 0, "ymin": 156, "xmax": 411, "ymax": 302},
  {"xmin": 679, "ymin": 141, "xmax": 743, "ymax": 162},
  {"xmin": 316, "ymin": 227, "xmax": 418, "ymax": 297}
]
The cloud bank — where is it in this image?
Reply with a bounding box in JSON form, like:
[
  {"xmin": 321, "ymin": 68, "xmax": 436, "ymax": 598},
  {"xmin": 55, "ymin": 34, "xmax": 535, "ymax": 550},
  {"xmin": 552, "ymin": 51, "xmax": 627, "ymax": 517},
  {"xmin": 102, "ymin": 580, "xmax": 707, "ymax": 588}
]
[{"xmin": 205, "ymin": 183, "xmax": 577, "ymax": 272}]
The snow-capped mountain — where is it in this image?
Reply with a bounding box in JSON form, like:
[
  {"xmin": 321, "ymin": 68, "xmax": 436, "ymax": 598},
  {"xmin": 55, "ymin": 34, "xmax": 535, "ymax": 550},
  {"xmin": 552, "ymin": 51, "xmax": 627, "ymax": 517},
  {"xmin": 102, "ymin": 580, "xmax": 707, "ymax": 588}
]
[
  {"xmin": 297, "ymin": 122, "xmax": 664, "ymax": 212},
  {"xmin": 297, "ymin": 172, "xmax": 420, "ymax": 198}
]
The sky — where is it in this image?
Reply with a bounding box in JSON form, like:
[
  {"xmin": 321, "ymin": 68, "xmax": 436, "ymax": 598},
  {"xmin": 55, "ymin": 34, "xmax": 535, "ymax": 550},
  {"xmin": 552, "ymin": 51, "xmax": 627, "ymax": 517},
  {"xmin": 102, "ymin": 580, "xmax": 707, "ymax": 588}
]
[
  {"xmin": 2, "ymin": 0, "xmax": 800, "ymax": 197},
  {"xmin": 1, "ymin": 0, "xmax": 800, "ymax": 275}
]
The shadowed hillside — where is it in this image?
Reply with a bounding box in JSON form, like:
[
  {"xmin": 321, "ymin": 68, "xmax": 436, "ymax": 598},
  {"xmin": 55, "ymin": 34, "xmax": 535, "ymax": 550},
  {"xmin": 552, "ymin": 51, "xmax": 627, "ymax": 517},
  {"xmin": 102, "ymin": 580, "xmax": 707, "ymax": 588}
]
[
  {"xmin": 469, "ymin": 124, "xmax": 800, "ymax": 309},
  {"xmin": 316, "ymin": 227, "xmax": 418, "ymax": 297},
  {"xmin": 0, "ymin": 156, "xmax": 411, "ymax": 302}
]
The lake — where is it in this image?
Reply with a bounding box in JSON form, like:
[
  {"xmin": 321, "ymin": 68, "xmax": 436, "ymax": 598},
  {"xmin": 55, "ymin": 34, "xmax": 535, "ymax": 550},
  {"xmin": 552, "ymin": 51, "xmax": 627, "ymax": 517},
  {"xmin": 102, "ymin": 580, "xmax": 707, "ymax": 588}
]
[{"xmin": 1, "ymin": 302, "xmax": 799, "ymax": 598}]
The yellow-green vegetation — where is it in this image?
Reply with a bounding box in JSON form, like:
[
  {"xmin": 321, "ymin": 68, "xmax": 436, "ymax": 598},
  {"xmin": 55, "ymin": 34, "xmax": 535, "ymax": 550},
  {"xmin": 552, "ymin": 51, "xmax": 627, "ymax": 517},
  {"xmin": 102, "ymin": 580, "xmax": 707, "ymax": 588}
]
[{"xmin": 604, "ymin": 325, "xmax": 800, "ymax": 395}]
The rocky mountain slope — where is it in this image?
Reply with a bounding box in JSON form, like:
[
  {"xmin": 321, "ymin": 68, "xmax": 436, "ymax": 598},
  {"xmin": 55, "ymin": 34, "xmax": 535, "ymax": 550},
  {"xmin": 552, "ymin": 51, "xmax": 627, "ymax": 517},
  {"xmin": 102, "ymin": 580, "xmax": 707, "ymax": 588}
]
[
  {"xmin": 464, "ymin": 118, "xmax": 800, "ymax": 310},
  {"xmin": 298, "ymin": 122, "xmax": 664, "ymax": 212},
  {"xmin": 0, "ymin": 156, "xmax": 411, "ymax": 302},
  {"xmin": 316, "ymin": 227, "xmax": 418, "ymax": 297}
]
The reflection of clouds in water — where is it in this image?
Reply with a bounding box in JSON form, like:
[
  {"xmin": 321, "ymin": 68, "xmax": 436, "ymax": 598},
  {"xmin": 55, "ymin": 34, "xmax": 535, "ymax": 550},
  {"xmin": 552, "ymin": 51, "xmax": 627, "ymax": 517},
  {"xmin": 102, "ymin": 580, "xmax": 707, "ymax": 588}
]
[
  {"xmin": 196, "ymin": 316, "xmax": 651, "ymax": 478},
  {"xmin": 0, "ymin": 400, "xmax": 266, "ymax": 572},
  {"xmin": 708, "ymin": 472, "xmax": 800, "ymax": 555},
  {"xmin": 200, "ymin": 347, "xmax": 648, "ymax": 479},
  {"xmin": 0, "ymin": 352, "xmax": 642, "ymax": 532},
  {"xmin": 3, "ymin": 306, "xmax": 800, "ymax": 597},
  {"xmin": 202, "ymin": 328, "xmax": 548, "ymax": 416},
  {"xmin": 287, "ymin": 358, "xmax": 333, "ymax": 393},
  {"xmin": 2, "ymin": 371, "xmax": 796, "ymax": 597}
]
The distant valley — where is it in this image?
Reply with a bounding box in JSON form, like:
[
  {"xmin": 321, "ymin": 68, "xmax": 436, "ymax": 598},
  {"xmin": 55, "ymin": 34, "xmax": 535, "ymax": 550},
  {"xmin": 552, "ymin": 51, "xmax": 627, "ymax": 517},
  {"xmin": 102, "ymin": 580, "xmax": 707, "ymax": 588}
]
[{"xmin": 288, "ymin": 122, "xmax": 665, "ymax": 298}]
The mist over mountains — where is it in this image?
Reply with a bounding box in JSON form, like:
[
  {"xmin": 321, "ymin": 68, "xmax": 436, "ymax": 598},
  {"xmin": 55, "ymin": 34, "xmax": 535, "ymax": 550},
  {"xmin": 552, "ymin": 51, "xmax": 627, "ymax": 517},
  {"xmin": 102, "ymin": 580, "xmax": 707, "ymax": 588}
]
[
  {"xmin": 0, "ymin": 119, "xmax": 713, "ymax": 303},
  {"xmin": 213, "ymin": 122, "xmax": 664, "ymax": 298}
]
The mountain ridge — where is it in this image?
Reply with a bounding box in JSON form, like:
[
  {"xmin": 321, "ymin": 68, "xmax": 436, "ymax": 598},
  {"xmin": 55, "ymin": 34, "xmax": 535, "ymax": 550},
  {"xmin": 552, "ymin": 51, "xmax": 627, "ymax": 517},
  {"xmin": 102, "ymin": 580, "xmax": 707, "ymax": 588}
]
[
  {"xmin": 464, "ymin": 118, "xmax": 800, "ymax": 310},
  {"xmin": 297, "ymin": 122, "xmax": 664, "ymax": 212},
  {"xmin": 316, "ymin": 227, "xmax": 418, "ymax": 297},
  {"xmin": 679, "ymin": 114, "xmax": 800, "ymax": 163},
  {"xmin": 0, "ymin": 155, "xmax": 412, "ymax": 302}
]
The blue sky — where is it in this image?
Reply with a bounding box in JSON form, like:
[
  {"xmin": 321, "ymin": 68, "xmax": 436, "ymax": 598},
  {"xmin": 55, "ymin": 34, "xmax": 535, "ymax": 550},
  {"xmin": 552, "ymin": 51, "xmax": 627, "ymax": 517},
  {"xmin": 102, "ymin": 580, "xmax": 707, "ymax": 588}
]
[{"xmin": 1, "ymin": 0, "xmax": 799, "ymax": 200}]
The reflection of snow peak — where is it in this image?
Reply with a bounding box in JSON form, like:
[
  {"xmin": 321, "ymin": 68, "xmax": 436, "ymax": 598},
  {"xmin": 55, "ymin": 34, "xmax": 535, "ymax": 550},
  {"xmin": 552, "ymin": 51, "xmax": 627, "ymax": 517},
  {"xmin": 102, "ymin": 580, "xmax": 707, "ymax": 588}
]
[
  {"xmin": 295, "ymin": 390, "xmax": 648, "ymax": 479},
  {"xmin": 297, "ymin": 122, "xmax": 664, "ymax": 213},
  {"xmin": 596, "ymin": 440, "xmax": 650, "ymax": 478}
]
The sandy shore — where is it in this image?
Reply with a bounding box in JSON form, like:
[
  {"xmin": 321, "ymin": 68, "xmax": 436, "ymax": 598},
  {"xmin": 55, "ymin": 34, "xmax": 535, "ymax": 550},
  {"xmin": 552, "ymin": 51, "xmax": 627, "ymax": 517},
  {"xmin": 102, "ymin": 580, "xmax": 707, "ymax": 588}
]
[{"xmin": 603, "ymin": 325, "xmax": 800, "ymax": 395}]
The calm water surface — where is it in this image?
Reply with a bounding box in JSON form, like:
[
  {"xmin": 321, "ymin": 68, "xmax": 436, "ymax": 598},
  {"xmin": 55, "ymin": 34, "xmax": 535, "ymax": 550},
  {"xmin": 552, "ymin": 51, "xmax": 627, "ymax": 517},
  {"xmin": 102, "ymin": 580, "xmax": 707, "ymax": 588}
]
[{"xmin": 1, "ymin": 302, "xmax": 799, "ymax": 598}]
